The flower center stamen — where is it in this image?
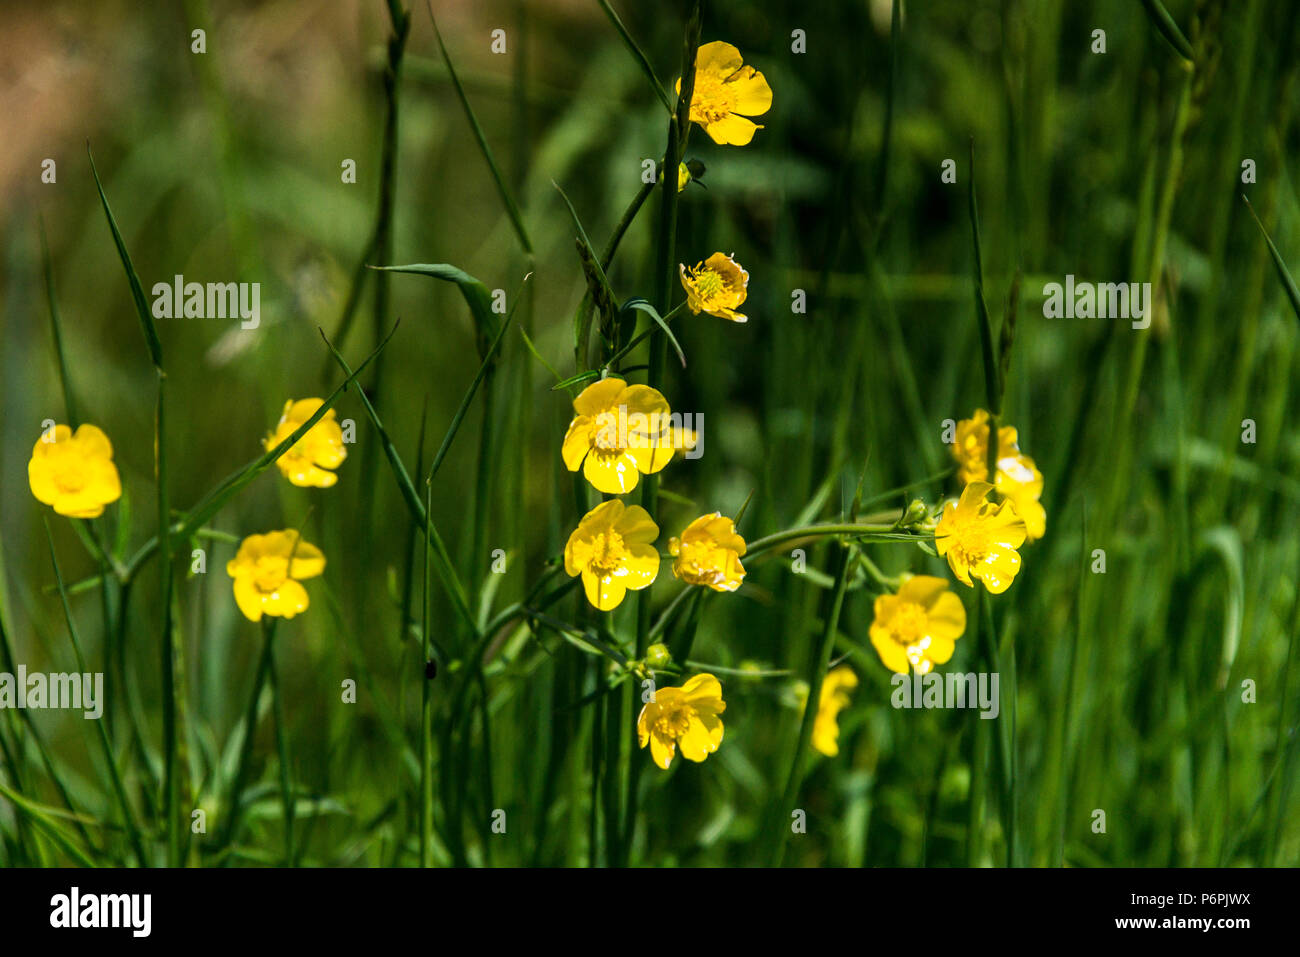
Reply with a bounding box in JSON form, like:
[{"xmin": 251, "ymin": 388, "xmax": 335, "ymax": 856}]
[
  {"xmin": 652, "ymin": 707, "xmax": 693, "ymax": 741},
  {"xmin": 890, "ymin": 602, "xmax": 929, "ymax": 645},
  {"xmin": 693, "ymin": 268, "xmax": 725, "ymax": 300},
  {"xmin": 690, "ymin": 74, "xmax": 735, "ymax": 124}
]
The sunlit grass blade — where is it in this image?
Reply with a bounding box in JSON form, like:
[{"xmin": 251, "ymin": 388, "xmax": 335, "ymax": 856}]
[
  {"xmin": 1200, "ymin": 526, "xmax": 1244, "ymax": 689},
  {"xmin": 0, "ymin": 782, "xmax": 98, "ymax": 868}
]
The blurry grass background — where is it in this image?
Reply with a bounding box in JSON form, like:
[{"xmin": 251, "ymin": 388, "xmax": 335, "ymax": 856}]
[{"xmin": 2, "ymin": 0, "xmax": 1299, "ymax": 866}]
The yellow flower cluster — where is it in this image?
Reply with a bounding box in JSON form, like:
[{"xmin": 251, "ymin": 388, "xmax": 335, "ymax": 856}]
[
  {"xmin": 856, "ymin": 410, "xmax": 1046, "ymax": 680},
  {"xmin": 562, "ymin": 39, "xmax": 772, "ymax": 771},
  {"xmin": 223, "ymin": 396, "xmax": 347, "ymax": 622},
  {"xmin": 951, "ymin": 409, "xmax": 1045, "ymax": 541}
]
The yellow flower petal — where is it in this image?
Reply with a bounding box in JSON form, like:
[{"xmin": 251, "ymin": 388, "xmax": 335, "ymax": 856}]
[
  {"xmin": 582, "ymin": 569, "xmax": 627, "ymax": 611},
  {"xmin": 232, "ymin": 576, "xmax": 266, "ymax": 622},
  {"xmin": 649, "ymin": 732, "xmax": 676, "ymax": 770},
  {"xmin": 729, "ymin": 66, "xmax": 773, "ymax": 116},
  {"xmin": 701, "ymin": 113, "xmax": 761, "ymax": 145},
  {"xmin": 582, "ymin": 449, "xmax": 640, "ymax": 494},
  {"xmin": 870, "ymin": 626, "xmax": 911, "ymax": 674}
]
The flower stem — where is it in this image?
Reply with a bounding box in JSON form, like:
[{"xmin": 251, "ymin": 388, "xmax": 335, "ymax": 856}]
[
  {"xmin": 267, "ymin": 625, "xmax": 295, "ymax": 866},
  {"xmin": 770, "ymin": 542, "xmax": 855, "ymax": 865},
  {"xmin": 219, "ymin": 618, "xmax": 277, "ymax": 855}
]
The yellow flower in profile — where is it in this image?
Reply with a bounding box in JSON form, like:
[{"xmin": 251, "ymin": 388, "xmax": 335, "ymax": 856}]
[
  {"xmin": 676, "ymin": 41, "xmax": 772, "ymax": 145},
  {"xmin": 811, "ymin": 666, "xmax": 858, "ymax": 756},
  {"xmin": 264, "ymin": 398, "xmax": 347, "ymax": 488},
  {"xmin": 28, "ymin": 424, "xmax": 122, "ymax": 518},
  {"xmin": 637, "ymin": 673, "xmax": 726, "ymax": 770},
  {"xmin": 561, "ymin": 378, "xmax": 676, "ymax": 494},
  {"xmin": 951, "ymin": 409, "xmax": 1046, "ymax": 541},
  {"xmin": 869, "ymin": 575, "xmax": 967, "ymax": 674},
  {"xmin": 564, "ymin": 500, "xmax": 660, "ymax": 611},
  {"xmin": 677, "ymin": 162, "xmax": 691, "ymax": 192},
  {"xmin": 934, "ymin": 482, "xmax": 1027, "ymax": 594},
  {"xmin": 226, "ymin": 529, "xmax": 325, "ymax": 622},
  {"xmin": 680, "ymin": 252, "xmax": 748, "ymax": 322},
  {"xmin": 669, "ymin": 512, "xmax": 746, "ymax": 592}
]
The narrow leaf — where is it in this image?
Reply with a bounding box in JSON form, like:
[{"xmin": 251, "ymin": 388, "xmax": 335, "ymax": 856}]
[
  {"xmin": 88, "ymin": 145, "xmax": 163, "ymax": 370},
  {"xmin": 1138, "ymin": 0, "xmax": 1195, "ymax": 63},
  {"xmin": 426, "ymin": 3, "xmax": 533, "ymax": 254},
  {"xmin": 1243, "ymin": 195, "xmax": 1300, "ymax": 323},
  {"xmin": 597, "ymin": 0, "xmax": 674, "ymax": 115}
]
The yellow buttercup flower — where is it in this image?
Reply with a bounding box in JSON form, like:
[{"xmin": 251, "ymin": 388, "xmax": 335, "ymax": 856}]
[
  {"xmin": 676, "ymin": 40, "xmax": 772, "ymax": 145},
  {"xmin": 28, "ymin": 424, "xmax": 122, "ymax": 519},
  {"xmin": 564, "ymin": 500, "xmax": 661, "ymax": 611},
  {"xmin": 226, "ymin": 529, "xmax": 325, "ymax": 622},
  {"xmin": 811, "ymin": 666, "xmax": 858, "ymax": 756},
  {"xmin": 934, "ymin": 482, "xmax": 1027, "ymax": 594},
  {"xmin": 561, "ymin": 378, "xmax": 676, "ymax": 495},
  {"xmin": 951, "ymin": 409, "xmax": 1046, "ymax": 541},
  {"xmin": 680, "ymin": 252, "xmax": 748, "ymax": 322},
  {"xmin": 869, "ymin": 575, "xmax": 968, "ymax": 674},
  {"xmin": 264, "ymin": 398, "xmax": 347, "ymax": 488},
  {"xmin": 637, "ymin": 673, "xmax": 726, "ymax": 770},
  {"xmin": 669, "ymin": 512, "xmax": 746, "ymax": 592}
]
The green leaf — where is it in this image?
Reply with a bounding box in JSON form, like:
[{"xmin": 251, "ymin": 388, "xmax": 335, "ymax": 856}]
[
  {"xmin": 425, "ymin": 273, "xmax": 532, "ymax": 483},
  {"xmin": 88, "ymin": 145, "xmax": 164, "ymax": 370},
  {"xmin": 1242, "ymin": 195, "xmax": 1300, "ymax": 323},
  {"xmin": 554, "ymin": 181, "xmax": 620, "ymax": 361},
  {"xmin": 597, "ymin": 0, "xmax": 674, "ymax": 115},
  {"xmin": 39, "ymin": 219, "xmax": 78, "ymax": 427},
  {"xmin": 550, "ymin": 370, "xmax": 601, "ymax": 392},
  {"xmin": 180, "ymin": 324, "xmax": 399, "ymax": 539},
  {"xmin": 622, "ymin": 298, "xmax": 686, "ymax": 369},
  {"xmin": 1138, "ymin": 0, "xmax": 1195, "ymax": 63},
  {"xmin": 370, "ymin": 263, "xmax": 497, "ymax": 357},
  {"xmin": 427, "ymin": 7, "xmax": 533, "ymax": 254}
]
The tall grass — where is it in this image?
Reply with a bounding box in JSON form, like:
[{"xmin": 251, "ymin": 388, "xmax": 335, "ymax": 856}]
[{"xmin": 1, "ymin": 0, "xmax": 1298, "ymax": 868}]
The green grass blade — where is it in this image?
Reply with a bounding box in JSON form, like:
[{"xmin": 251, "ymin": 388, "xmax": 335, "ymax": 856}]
[
  {"xmin": 621, "ymin": 299, "xmax": 686, "ymax": 368},
  {"xmin": 1243, "ymin": 195, "xmax": 1300, "ymax": 323},
  {"xmin": 39, "ymin": 219, "xmax": 79, "ymax": 427},
  {"xmin": 1138, "ymin": 0, "xmax": 1195, "ymax": 63},
  {"xmin": 43, "ymin": 519, "xmax": 147, "ymax": 865},
  {"xmin": 177, "ymin": 323, "xmax": 400, "ymax": 540},
  {"xmin": 597, "ymin": 0, "xmax": 674, "ymax": 115},
  {"xmin": 318, "ymin": 329, "xmax": 478, "ymax": 637},
  {"xmin": 426, "ymin": 3, "xmax": 533, "ymax": 254},
  {"xmin": 369, "ymin": 263, "xmax": 497, "ymax": 352},
  {"xmin": 423, "ymin": 276, "xmax": 530, "ymax": 486},
  {"xmin": 967, "ymin": 139, "xmax": 1001, "ymax": 415},
  {"xmin": 0, "ymin": 783, "xmax": 98, "ymax": 868},
  {"xmin": 87, "ymin": 144, "xmax": 164, "ymax": 369}
]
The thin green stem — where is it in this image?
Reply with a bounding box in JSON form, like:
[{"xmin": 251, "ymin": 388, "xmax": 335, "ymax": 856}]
[{"xmin": 770, "ymin": 542, "xmax": 855, "ymax": 866}]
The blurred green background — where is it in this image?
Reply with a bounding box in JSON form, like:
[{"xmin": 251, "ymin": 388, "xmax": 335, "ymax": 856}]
[{"xmin": 2, "ymin": 0, "xmax": 1299, "ymax": 866}]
